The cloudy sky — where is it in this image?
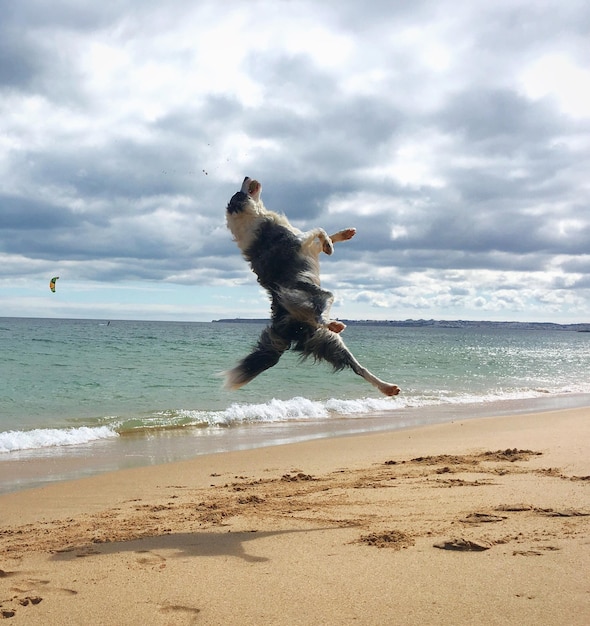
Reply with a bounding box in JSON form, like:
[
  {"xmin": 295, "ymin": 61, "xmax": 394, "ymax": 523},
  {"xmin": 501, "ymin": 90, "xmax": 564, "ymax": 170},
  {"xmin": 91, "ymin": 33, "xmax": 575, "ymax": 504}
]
[{"xmin": 2, "ymin": 0, "xmax": 590, "ymax": 323}]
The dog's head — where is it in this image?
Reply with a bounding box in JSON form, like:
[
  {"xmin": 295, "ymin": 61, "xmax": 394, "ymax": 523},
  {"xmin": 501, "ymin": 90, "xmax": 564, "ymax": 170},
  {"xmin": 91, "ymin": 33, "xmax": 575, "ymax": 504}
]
[
  {"xmin": 226, "ymin": 176, "xmax": 262, "ymax": 215},
  {"xmin": 226, "ymin": 177, "xmax": 266, "ymax": 250}
]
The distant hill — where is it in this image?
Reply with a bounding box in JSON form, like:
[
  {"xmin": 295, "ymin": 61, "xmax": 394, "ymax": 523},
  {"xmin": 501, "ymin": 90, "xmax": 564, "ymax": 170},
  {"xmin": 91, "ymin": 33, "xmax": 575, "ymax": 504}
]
[{"xmin": 212, "ymin": 318, "xmax": 590, "ymax": 332}]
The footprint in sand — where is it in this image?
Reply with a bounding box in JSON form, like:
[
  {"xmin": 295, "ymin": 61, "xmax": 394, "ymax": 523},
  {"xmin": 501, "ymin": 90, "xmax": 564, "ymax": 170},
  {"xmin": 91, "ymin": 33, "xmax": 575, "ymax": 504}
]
[
  {"xmin": 513, "ymin": 545, "xmax": 561, "ymax": 556},
  {"xmin": 460, "ymin": 512, "xmax": 507, "ymax": 524},
  {"xmin": 159, "ymin": 603, "xmax": 200, "ymax": 615},
  {"xmin": 75, "ymin": 548, "xmax": 101, "ymax": 558},
  {"xmin": 135, "ymin": 550, "xmax": 167, "ymax": 570},
  {"xmin": 0, "ymin": 595, "xmax": 43, "ymax": 620},
  {"xmin": 433, "ymin": 538, "xmax": 491, "ymax": 551},
  {"xmin": 1, "ymin": 573, "xmax": 79, "ymax": 618},
  {"xmin": 10, "ymin": 577, "xmax": 77, "ymax": 596}
]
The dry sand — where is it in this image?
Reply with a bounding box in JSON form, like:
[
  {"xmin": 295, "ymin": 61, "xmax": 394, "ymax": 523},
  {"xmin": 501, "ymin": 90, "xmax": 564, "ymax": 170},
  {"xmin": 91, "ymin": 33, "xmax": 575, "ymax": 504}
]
[{"xmin": 1, "ymin": 407, "xmax": 589, "ymax": 625}]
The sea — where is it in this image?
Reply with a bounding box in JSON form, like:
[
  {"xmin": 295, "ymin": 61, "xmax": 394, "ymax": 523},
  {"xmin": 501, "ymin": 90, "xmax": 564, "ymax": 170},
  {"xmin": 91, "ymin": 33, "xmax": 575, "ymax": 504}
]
[{"xmin": 2, "ymin": 317, "xmax": 590, "ymax": 494}]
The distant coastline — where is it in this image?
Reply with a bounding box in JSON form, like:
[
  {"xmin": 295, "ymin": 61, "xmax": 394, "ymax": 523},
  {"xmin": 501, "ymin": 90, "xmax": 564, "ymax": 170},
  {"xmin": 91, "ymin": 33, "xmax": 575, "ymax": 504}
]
[{"xmin": 212, "ymin": 318, "xmax": 590, "ymax": 332}]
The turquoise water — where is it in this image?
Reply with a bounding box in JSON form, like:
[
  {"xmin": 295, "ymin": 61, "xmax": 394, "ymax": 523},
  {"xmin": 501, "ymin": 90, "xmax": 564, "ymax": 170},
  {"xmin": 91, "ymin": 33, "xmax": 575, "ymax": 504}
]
[{"xmin": 2, "ymin": 317, "xmax": 590, "ymax": 492}]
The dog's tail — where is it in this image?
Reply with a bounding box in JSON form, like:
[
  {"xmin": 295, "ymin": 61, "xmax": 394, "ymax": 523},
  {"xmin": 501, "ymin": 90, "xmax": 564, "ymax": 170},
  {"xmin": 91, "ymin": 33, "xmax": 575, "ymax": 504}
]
[{"xmin": 223, "ymin": 326, "xmax": 290, "ymax": 390}]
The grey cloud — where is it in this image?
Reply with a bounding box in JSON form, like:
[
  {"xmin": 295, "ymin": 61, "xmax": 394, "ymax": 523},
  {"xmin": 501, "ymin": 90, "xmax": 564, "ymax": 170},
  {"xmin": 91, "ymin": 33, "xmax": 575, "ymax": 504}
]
[
  {"xmin": 1, "ymin": 0, "xmax": 590, "ymax": 321},
  {"xmin": 560, "ymin": 257, "xmax": 590, "ymax": 274},
  {"xmin": 0, "ymin": 31, "xmax": 44, "ymax": 89},
  {"xmin": 0, "ymin": 195, "xmax": 77, "ymax": 230},
  {"xmin": 437, "ymin": 88, "xmax": 561, "ymax": 146}
]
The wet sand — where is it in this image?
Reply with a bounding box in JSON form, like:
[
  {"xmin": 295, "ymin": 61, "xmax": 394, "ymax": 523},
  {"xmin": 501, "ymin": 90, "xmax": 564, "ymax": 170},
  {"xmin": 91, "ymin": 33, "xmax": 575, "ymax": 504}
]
[{"xmin": 1, "ymin": 406, "xmax": 589, "ymax": 624}]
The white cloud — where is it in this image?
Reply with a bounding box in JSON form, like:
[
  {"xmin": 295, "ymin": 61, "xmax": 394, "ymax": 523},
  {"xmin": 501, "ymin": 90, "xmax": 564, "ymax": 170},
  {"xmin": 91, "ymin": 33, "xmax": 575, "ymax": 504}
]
[
  {"xmin": 521, "ymin": 53, "xmax": 590, "ymax": 119},
  {"xmin": 1, "ymin": 0, "xmax": 589, "ymax": 322}
]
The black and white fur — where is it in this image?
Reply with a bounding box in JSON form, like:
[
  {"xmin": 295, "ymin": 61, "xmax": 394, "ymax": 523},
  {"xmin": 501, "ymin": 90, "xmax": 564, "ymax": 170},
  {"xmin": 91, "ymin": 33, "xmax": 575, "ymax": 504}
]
[{"xmin": 224, "ymin": 176, "xmax": 400, "ymax": 397}]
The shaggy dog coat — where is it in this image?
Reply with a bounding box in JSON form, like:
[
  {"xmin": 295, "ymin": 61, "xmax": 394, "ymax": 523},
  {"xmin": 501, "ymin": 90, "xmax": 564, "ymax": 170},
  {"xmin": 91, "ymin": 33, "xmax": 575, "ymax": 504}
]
[{"xmin": 224, "ymin": 177, "xmax": 399, "ymax": 397}]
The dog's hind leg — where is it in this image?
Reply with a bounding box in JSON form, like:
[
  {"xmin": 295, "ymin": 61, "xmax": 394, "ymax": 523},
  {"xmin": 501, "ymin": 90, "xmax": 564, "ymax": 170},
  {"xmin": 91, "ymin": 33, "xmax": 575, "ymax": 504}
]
[
  {"xmin": 326, "ymin": 320, "xmax": 346, "ymax": 334},
  {"xmin": 318, "ymin": 292, "xmax": 346, "ymax": 334},
  {"xmin": 303, "ymin": 328, "xmax": 400, "ymax": 397},
  {"xmin": 277, "ymin": 283, "xmax": 336, "ymax": 327},
  {"xmin": 224, "ymin": 326, "xmax": 289, "ymax": 390},
  {"xmin": 279, "ymin": 280, "xmax": 346, "ymax": 334}
]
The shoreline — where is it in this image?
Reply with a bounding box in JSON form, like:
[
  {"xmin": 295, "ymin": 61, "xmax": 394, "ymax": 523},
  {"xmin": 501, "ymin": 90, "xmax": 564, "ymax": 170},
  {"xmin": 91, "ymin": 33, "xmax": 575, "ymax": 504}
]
[
  {"xmin": 1, "ymin": 405, "xmax": 589, "ymax": 624},
  {"xmin": 3, "ymin": 392, "xmax": 590, "ymax": 495}
]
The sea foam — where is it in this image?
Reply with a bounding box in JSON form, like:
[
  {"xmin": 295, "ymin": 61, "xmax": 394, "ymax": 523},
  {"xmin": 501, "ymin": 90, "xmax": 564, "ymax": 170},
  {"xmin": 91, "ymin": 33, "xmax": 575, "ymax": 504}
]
[
  {"xmin": 160, "ymin": 396, "xmax": 404, "ymax": 429},
  {"xmin": 0, "ymin": 386, "xmax": 583, "ymax": 454},
  {"xmin": 0, "ymin": 426, "xmax": 118, "ymax": 453}
]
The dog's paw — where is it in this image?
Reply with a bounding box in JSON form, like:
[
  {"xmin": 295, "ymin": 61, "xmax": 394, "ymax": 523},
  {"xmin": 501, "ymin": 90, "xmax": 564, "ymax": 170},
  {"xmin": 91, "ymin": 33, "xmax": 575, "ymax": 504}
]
[
  {"xmin": 330, "ymin": 228, "xmax": 356, "ymax": 243},
  {"xmin": 381, "ymin": 384, "xmax": 401, "ymax": 397},
  {"xmin": 340, "ymin": 228, "xmax": 356, "ymax": 241},
  {"xmin": 327, "ymin": 320, "xmax": 346, "ymax": 333}
]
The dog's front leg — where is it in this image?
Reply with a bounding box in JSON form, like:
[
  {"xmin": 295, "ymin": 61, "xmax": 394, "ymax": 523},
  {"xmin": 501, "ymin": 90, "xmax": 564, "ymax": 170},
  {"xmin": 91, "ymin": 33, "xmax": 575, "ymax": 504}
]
[
  {"xmin": 329, "ymin": 228, "xmax": 356, "ymax": 245},
  {"xmin": 312, "ymin": 227, "xmax": 356, "ymax": 255},
  {"xmin": 300, "ymin": 228, "xmax": 333, "ymax": 256}
]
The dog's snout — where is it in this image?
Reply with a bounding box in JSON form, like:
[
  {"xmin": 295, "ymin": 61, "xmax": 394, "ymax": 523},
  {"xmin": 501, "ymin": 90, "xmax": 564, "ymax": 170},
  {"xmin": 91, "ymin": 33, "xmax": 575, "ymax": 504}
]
[{"xmin": 240, "ymin": 176, "xmax": 252, "ymax": 194}]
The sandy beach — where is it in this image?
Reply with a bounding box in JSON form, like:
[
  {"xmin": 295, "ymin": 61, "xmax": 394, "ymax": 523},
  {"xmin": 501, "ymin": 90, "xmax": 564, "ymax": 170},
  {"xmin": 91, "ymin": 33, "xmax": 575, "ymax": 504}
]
[{"xmin": 1, "ymin": 406, "xmax": 589, "ymax": 625}]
